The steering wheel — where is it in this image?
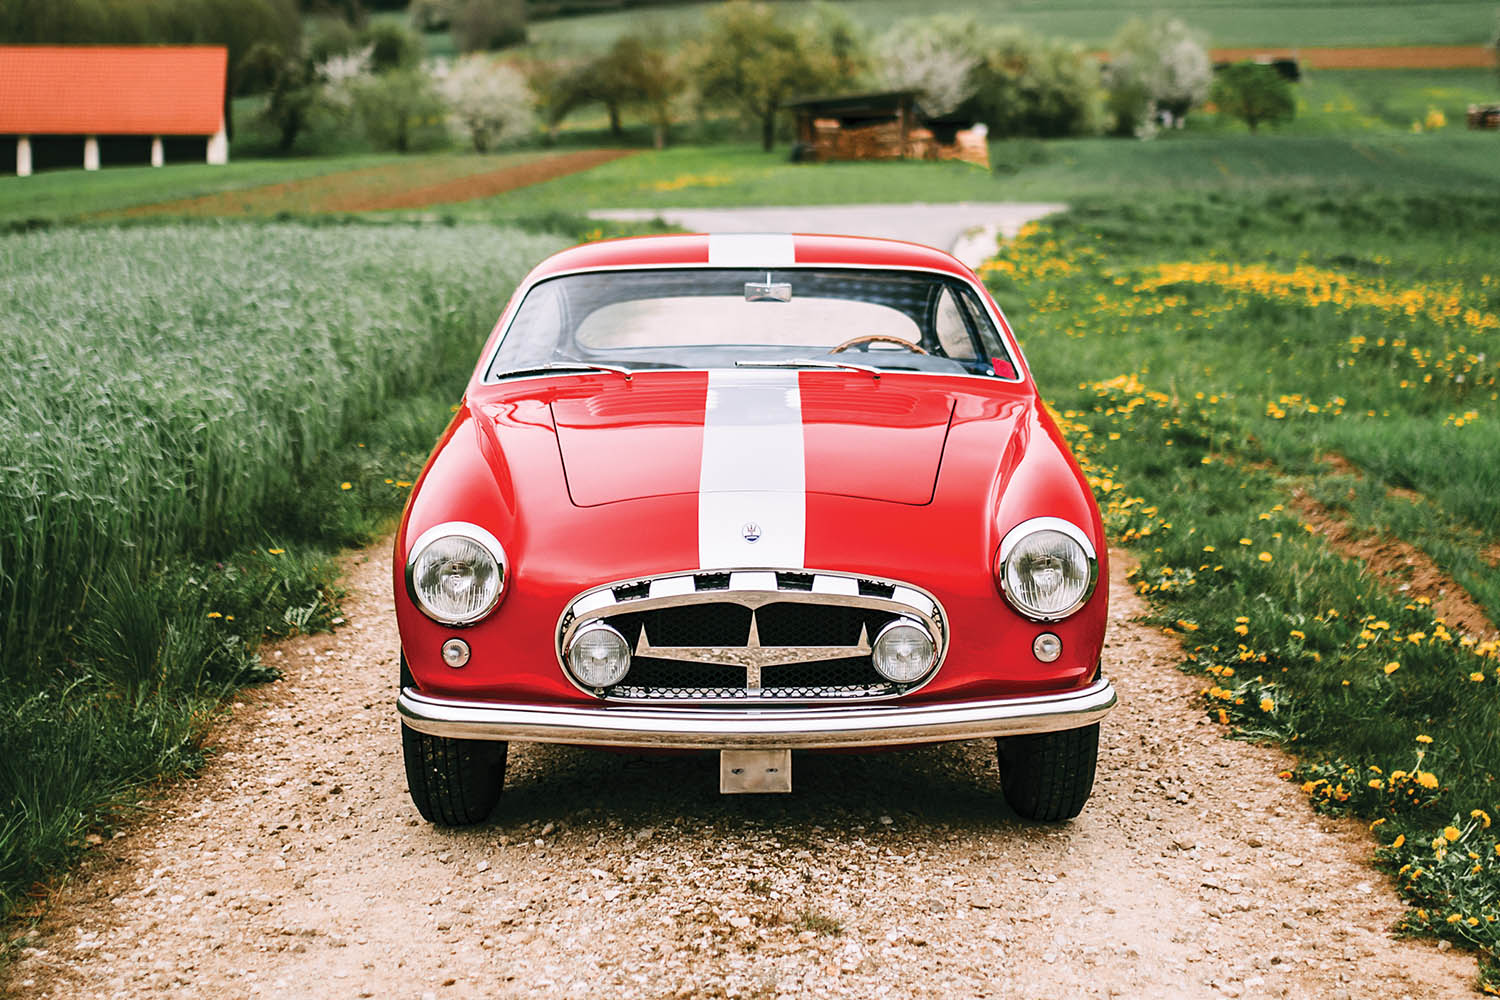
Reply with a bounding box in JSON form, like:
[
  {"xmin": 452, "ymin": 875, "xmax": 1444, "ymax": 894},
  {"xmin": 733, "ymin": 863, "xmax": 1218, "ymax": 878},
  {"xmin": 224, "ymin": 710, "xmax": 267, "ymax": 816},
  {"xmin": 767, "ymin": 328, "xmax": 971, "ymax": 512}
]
[{"xmin": 829, "ymin": 334, "xmax": 929, "ymax": 355}]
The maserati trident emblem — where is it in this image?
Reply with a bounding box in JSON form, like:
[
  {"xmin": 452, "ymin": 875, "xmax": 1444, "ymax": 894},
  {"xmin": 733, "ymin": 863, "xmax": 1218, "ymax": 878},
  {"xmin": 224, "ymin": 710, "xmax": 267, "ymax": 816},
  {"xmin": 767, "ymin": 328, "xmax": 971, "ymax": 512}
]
[{"xmin": 741, "ymin": 522, "xmax": 762, "ymax": 543}]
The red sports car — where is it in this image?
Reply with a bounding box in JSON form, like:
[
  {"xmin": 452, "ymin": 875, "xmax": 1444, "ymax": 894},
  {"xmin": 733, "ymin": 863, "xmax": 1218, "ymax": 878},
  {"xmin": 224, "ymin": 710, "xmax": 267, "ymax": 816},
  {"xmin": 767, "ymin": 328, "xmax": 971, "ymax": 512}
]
[{"xmin": 395, "ymin": 233, "xmax": 1115, "ymax": 824}]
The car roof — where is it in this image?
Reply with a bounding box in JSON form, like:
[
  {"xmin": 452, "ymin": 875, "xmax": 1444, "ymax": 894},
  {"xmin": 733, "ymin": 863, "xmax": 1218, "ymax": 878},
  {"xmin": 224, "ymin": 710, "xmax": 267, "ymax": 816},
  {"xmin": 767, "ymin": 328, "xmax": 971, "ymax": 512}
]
[{"xmin": 525, "ymin": 233, "xmax": 978, "ymax": 283}]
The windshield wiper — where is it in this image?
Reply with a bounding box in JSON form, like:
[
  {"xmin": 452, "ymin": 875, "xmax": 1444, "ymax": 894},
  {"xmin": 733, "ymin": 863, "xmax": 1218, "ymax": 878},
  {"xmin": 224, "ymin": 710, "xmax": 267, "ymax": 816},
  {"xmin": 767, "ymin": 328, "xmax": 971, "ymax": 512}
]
[
  {"xmin": 495, "ymin": 362, "xmax": 632, "ymax": 381},
  {"xmin": 734, "ymin": 358, "xmax": 880, "ymax": 379}
]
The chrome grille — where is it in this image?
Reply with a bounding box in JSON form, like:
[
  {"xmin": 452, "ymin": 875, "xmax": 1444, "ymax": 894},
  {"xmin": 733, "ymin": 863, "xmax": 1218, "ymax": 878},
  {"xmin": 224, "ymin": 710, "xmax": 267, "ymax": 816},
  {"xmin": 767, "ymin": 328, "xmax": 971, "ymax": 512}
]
[{"xmin": 557, "ymin": 569, "xmax": 947, "ymax": 704}]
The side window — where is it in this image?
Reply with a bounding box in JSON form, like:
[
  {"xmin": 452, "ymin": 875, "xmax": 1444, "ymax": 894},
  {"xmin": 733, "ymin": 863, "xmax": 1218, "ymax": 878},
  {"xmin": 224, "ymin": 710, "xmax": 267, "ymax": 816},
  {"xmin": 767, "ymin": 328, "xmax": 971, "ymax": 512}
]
[{"xmin": 933, "ymin": 287, "xmax": 978, "ymax": 360}]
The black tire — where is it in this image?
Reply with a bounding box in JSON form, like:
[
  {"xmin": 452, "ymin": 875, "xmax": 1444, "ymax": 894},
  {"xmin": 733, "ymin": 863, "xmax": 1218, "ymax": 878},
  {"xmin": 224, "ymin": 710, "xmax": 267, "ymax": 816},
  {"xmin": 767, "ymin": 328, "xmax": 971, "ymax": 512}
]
[
  {"xmin": 996, "ymin": 723, "xmax": 1099, "ymax": 822},
  {"xmin": 399, "ymin": 656, "xmax": 506, "ymax": 825},
  {"xmin": 402, "ymin": 723, "xmax": 508, "ymax": 826}
]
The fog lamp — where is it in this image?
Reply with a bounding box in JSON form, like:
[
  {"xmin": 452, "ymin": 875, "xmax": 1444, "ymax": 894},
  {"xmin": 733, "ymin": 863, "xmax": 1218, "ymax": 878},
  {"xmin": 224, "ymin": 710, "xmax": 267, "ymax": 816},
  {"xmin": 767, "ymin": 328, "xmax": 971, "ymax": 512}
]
[
  {"xmin": 566, "ymin": 621, "xmax": 631, "ymax": 688},
  {"xmin": 871, "ymin": 618, "xmax": 936, "ymax": 683}
]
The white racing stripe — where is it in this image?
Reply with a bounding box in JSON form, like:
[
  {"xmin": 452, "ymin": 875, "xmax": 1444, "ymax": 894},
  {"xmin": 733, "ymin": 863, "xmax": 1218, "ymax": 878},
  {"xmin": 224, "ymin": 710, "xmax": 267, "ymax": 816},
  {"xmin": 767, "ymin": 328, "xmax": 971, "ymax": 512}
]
[
  {"xmin": 699, "ymin": 369, "xmax": 805, "ymax": 569},
  {"xmin": 707, "ymin": 233, "xmax": 796, "ymax": 267}
]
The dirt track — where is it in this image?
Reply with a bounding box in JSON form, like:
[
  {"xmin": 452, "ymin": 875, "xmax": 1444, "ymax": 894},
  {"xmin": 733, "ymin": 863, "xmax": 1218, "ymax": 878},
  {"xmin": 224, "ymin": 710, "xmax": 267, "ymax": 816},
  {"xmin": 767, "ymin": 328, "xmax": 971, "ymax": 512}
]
[
  {"xmin": 2, "ymin": 543, "xmax": 1477, "ymax": 999},
  {"xmin": 110, "ymin": 149, "xmax": 634, "ymax": 219},
  {"xmin": 1209, "ymin": 45, "xmax": 1493, "ymax": 69}
]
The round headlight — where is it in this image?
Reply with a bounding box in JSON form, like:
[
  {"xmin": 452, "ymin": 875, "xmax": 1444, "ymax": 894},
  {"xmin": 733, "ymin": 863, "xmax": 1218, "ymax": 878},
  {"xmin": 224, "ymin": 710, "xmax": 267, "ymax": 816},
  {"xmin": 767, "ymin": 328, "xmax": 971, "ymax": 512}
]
[
  {"xmin": 997, "ymin": 517, "xmax": 1097, "ymax": 621},
  {"xmin": 871, "ymin": 618, "xmax": 937, "ymax": 683},
  {"xmin": 566, "ymin": 621, "xmax": 631, "ymax": 688},
  {"xmin": 406, "ymin": 523, "xmax": 507, "ymax": 625}
]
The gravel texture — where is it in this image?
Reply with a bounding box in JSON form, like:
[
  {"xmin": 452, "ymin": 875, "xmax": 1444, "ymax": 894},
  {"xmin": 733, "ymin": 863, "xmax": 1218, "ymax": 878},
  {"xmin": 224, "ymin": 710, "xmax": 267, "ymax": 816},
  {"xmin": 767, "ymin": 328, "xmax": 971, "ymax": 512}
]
[{"xmin": 3, "ymin": 543, "xmax": 1478, "ymax": 999}]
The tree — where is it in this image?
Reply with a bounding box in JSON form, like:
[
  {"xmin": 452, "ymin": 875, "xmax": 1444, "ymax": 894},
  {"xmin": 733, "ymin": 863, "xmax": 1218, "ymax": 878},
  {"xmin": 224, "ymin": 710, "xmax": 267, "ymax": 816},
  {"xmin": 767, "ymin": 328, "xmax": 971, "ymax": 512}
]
[
  {"xmin": 1210, "ymin": 61, "xmax": 1295, "ymax": 133},
  {"xmin": 585, "ymin": 34, "xmax": 685, "ymax": 148},
  {"xmin": 803, "ymin": 1, "xmax": 868, "ymax": 87},
  {"xmin": 410, "ymin": 0, "xmax": 452, "ymax": 32},
  {"xmin": 1104, "ymin": 16, "xmax": 1212, "ymax": 135},
  {"xmin": 691, "ymin": 0, "xmax": 834, "ymax": 151},
  {"xmin": 353, "ymin": 69, "xmax": 447, "ymax": 151},
  {"xmin": 361, "ymin": 21, "xmax": 424, "ymax": 72},
  {"xmin": 873, "ymin": 15, "xmax": 985, "ymax": 117},
  {"xmin": 436, "ymin": 56, "xmax": 535, "ymax": 151},
  {"xmin": 965, "ymin": 30, "xmax": 1104, "ymax": 138},
  {"xmin": 238, "ymin": 42, "xmax": 324, "ymax": 152},
  {"xmin": 451, "ymin": 0, "xmax": 526, "ymax": 52}
]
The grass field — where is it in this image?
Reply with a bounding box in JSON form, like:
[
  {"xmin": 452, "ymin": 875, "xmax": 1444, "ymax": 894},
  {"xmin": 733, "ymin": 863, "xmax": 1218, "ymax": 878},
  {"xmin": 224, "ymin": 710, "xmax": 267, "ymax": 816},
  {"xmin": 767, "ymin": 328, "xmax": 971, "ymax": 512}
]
[
  {"xmin": 0, "ymin": 223, "xmax": 565, "ymax": 925},
  {"xmin": 520, "ymin": 0, "xmax": 1500, "ymax": 53},
  {"xmin": 979, "ymin": 191, "xmax": 1500, "ymax": 985}
]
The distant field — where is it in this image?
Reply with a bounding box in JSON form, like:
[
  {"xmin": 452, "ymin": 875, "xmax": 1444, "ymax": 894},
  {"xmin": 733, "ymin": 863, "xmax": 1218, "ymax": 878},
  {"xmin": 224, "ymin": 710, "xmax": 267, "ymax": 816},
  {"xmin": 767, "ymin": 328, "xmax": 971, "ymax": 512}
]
[
  {"xmin": 427, "ymin": 132, "xmax": 1500, "ymax": 222},
  {"xmin": 0, "ymin": 156, "xmax": 413, "ymax": 225},
  {"xmin": 523, "ymin": 0, "xmax": 1500, "ymax": 53}
]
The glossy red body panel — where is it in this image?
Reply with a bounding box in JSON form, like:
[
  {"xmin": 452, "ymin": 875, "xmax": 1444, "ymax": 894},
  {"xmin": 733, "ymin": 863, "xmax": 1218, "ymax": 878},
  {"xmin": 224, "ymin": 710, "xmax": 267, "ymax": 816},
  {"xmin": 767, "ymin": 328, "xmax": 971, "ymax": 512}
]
[{"xmin": 397, "ymin": 235, "xmax": 1106, "ymax": 724}]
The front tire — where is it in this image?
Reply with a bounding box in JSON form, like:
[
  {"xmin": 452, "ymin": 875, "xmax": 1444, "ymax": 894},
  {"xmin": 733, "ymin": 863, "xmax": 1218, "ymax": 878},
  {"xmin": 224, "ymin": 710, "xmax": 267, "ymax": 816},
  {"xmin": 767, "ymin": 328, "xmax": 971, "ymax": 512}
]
[
  {"xmin": 402, "ymin": 723, "xmax": 508, "ymax": 826},
  {"xmin": 997, "ymin": 724, "xmax": 1099, "ymax": 822}
]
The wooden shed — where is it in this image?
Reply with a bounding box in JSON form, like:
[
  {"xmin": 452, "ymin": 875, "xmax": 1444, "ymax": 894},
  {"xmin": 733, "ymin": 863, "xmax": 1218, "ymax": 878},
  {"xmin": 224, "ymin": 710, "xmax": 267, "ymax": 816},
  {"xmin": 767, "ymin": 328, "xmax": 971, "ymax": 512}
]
[
  {"xmin": 0, "ymin": 45, "xmax": 229, "ymax": 176},
  {"xmin": 787, "ymin": 91, "xmax": 990, "ymax": 169}
]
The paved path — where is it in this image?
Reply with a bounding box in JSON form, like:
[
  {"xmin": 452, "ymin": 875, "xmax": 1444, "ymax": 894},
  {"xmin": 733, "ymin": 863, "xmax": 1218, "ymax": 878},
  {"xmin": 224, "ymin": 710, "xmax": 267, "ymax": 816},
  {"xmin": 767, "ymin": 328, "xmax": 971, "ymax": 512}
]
[{"xmin": 590, "ymin": 203, "xmax": 1068, "ymax": 269}]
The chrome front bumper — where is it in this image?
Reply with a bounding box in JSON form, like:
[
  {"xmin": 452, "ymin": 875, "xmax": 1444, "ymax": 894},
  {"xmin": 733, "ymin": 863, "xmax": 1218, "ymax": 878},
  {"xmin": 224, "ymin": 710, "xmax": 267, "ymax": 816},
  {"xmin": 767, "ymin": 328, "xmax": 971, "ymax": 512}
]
[{"xmin": 397, "ymin": 678, "xmax": 1116, "ymax": 751}]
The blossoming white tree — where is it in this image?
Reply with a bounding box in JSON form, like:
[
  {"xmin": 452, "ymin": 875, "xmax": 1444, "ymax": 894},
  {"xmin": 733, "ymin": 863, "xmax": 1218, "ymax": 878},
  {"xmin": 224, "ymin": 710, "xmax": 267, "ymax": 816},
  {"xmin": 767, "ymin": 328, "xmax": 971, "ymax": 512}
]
[
  {"xmin": 1104, "ymin": 16, "xmax": 1211, "ymax": 136},
  {"xmin": 437, "ymin": 55, "xmax": 536, "ymax": 152},
  {"xmin": 872, "ymin": 15, "xmax": 983, "ymax": 117}
]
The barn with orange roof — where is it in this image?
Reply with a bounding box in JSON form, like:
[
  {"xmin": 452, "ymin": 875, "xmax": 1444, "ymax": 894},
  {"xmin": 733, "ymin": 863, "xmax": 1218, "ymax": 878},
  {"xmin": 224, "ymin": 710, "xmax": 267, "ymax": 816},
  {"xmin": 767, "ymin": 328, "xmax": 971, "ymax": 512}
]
[{"xmin": 0, "ymin": 45, "xmax": 228, "ymax": 176}]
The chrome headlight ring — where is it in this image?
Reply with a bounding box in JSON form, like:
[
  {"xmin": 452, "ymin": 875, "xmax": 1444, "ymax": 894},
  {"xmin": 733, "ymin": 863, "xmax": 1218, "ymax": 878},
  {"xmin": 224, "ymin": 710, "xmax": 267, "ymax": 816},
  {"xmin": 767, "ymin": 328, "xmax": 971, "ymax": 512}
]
[
  {"xmin": 405, "ymin": 522, "xmax": 508, "ymax": 626},
  {"xmin": 996, "ymin": 516, "xmax": 1099, "ymax": 622}
]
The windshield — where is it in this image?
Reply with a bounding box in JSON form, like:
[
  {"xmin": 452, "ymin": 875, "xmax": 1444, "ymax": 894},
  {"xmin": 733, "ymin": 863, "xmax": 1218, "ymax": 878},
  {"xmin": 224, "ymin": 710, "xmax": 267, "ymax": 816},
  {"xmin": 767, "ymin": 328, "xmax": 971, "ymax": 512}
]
[{"xmin": 483, "ymin": 268, "xmax": 1020, "ymax": 381}]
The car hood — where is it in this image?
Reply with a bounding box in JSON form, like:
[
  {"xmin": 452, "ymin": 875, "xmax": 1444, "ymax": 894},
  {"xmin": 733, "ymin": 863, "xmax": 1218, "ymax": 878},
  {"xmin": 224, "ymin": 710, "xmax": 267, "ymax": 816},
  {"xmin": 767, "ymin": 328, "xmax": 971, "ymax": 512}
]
[{"xmin": 549, "ymin": 372, "xmax": 963, "ymax": 507}]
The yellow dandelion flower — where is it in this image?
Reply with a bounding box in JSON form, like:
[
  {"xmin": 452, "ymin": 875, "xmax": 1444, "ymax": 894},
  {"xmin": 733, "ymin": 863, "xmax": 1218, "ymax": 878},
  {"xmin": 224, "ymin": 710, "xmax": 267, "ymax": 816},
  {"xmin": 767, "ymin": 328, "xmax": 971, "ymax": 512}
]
[
  {"xmin": 1471, "ymin": 672, "xmax": 1487, "ymax": 683},
  {"xmin": 1447, "ymin": 913, "xmax": 1462, "ymax": 924},
  {"xmin": 1260, "ymin": 698, "xmax": 1275, "ymax": 713},
  {"xmin": 268, "ymin": 548, "xmax": 285, "ymax": 555},
  {"xmin": 1384, "ymin": 661, "xmax": 1401, "ymax": 675},
  {"xmin": 1445, "ymin": 826, "xmax": 1462, "ymax": 842},
  {"xmin": 1238, "ymin": 538, "xmax": 1252, "ymax": 546},
  {"xmin": 1473, "ymin": 809, "xmax": 1492, "ymax": 829},
  {"xmin": 1235, "ymin": 616, "xmax": 1250, "ymax": 624},
  {"xmin": 1416, "ymin": 771, "xmax": 1439, "ymax": 790},
  {"xmin": 207, "ymin": 611, "xmax": 223, "ymax": 619},
  {"xmin": 1258, "ymin": 552, "xmax": 1273, "ymax": 563},
  {"xmin": 1416, "ymin": 734, "xmax": 1433, "ymax": 744},
  {"xmin": 1234, "ymin": 624, "xmax": 1249, "ymax": 636},
  {"xmin": 1290, "ymin": 630, "xmax": 1305, "ymax": 640},
  {"xmin": 1202, "ymin": 545, "xmax": 1215, "ymax": 552},
  {"xmin": 1393, "ymin": 834, "xmax": 1406, "ymax": 849},
  {"xmin": 340, "ymin": 481, "xmax": 352, "ymax": 491}
]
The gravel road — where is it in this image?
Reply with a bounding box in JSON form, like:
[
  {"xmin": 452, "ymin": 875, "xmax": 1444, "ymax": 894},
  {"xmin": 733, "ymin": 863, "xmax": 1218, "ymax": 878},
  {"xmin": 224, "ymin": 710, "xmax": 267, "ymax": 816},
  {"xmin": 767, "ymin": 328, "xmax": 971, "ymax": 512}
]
[{"xmin": 3, "ymin": 543, "xmax": 1477, "ymax": 1000}]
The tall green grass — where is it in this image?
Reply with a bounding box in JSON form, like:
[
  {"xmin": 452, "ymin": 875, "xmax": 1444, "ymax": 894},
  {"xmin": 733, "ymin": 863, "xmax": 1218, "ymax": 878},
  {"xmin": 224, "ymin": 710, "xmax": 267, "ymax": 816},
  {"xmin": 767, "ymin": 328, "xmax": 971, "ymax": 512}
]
[{"xmin": 0, "ymin": 223, "xmax": 565, "ymax": 923}]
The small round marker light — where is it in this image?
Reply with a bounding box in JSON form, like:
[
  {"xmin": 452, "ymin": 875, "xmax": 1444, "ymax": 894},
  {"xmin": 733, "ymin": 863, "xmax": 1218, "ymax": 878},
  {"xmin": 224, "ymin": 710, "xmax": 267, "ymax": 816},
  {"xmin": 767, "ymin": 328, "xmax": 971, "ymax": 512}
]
[
  {"xmin": 1032, "ymin": 632, "xmax": 1063, "ymax": 663},
  {"xmin": 441, "ymin": 638, "xmax": 471, "ymax": 668}
]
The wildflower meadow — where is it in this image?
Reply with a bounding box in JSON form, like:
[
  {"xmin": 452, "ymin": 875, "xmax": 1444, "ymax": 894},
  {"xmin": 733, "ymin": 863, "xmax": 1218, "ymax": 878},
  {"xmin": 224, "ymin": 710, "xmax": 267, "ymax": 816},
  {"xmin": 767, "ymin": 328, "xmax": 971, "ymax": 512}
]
[{"xmin": 982, "ymin": 190, "xmax": 1500, "ymax": 985}]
